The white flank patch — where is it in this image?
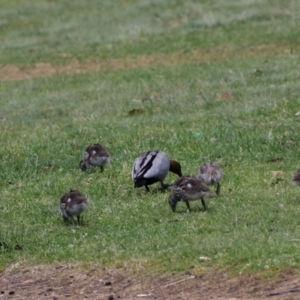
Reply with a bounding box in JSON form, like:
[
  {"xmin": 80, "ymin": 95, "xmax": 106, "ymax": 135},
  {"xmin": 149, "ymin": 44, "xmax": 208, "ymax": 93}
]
[
  {"xmin": 187, "ymin": 183, "xmax": 192, "ymax": 188},
  {"xmin": 92, "ymin": 150, "xmax": 96, "ymax": 155},
  {"xmin": 132, "ymin": 151, "xmax": 169, "ymax": 180},
  {"xmin": 67, "ymin": 197, "xmax": 72, "ymax": 203}
]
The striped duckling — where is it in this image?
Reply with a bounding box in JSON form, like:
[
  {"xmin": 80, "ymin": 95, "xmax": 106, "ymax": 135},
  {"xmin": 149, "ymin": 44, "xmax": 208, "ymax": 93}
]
[
  {"xmin": 60, "ymin": 189, "xmax": 89, "ymax": 225},
  {"xmin": 292, "ymin": 168, "xmax": 300, "ymax": 186},
  {"xmin": 132, "ymin": 150, "xmax": 182, "ymax": 192},
  {"xmin": 169, "ymin": 176, "xmax": 216, "ymax": 212},
  {"xmin": 198, "ymin": 162, "xmax": 223, "ymax": 195},
  {"xmin": 79, "ymin": 143, "xmax": 111, "ymax": 172}
]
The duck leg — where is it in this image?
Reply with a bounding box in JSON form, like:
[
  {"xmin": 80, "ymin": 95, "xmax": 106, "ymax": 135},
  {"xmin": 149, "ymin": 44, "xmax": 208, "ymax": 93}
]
[
  {"xmin": 201, "ymin": 198, "xmax": 207, "ymax": 211},
  {"xmin": 70, "ymin": 216, "xmax": 76, "ymax": 225},
  {"xmin": 159, "ymin": 181, "xmax": 171, "ymax": 191},
  {"xmin": 216, "ymin": 183, "xmax": 221, "ymax": 195},
  {"xmin": 185, "ymin": 200, "xmax": 191, "ymax": 211},
  {"xmin": 171, "ymin": 203, "xmax": 177, "ymax": 212},
  {"xmin": 62, "ymin": 215, "xmax": 69, "ymax": 223}
]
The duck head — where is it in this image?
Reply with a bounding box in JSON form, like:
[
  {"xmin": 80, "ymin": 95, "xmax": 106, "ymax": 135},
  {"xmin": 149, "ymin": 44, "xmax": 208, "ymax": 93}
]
[
  {"xmin": 79, "ymin": 160, "xmax": 87, "ymax": 171},
  {"xmin": 168, "ymin": 194, "xmax": 178, "ymax": 212},
  {"xmin": 169, "ymin": 160, "xmax": 182, "ymax": 177}
]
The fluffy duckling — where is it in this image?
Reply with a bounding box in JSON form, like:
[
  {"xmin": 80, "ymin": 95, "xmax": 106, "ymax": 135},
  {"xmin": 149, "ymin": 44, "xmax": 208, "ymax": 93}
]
[
  {"xmin": 79, "ymin": 143, "xmax": 111, "ymax": 172},
  {"xmin": 198, "ymin": 162, "xmax": 222, "ymax": 195},
  {"xmin": 60, "ymin": 189, "xmax": 89, "ymax": 225},
  {"xmin": 132, "ymin": 150, "xmax": 182, "ymax": 192},
  {"xmin": 292, "ymin": 168, "xmax": 300, "ymax": 186},
  {"xmin": 169, "ymin": 176, "xmax": 216, "ymax": 212}
]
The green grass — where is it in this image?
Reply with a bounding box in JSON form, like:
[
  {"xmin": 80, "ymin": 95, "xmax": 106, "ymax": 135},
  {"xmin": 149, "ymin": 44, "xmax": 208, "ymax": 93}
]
[
  {"xmin": 1, "ymin": 0, "xmax": 300, "ymax": 278},
  {"xmin": 1, "ymin": 0, "xmax": 300, "ymax": 64}
]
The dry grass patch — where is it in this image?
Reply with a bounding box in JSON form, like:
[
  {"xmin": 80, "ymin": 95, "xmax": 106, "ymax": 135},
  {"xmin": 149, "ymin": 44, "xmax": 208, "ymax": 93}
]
[{"xmin": 0, "ymin": 42, "xmax": 298, "ymax": 81}]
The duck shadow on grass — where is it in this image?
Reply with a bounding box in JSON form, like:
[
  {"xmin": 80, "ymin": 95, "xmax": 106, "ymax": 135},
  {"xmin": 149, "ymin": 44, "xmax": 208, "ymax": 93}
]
[
  {"xmin": 59, "ymin": 218, "xmax": 90, "ymax": 227},
  {"xmin": 135, "ymin": 187, "xmax": 171, "ymax": 195},
  {"xmin": 172, "ymin": 204, "xmax": 215, "ymax": 214}
]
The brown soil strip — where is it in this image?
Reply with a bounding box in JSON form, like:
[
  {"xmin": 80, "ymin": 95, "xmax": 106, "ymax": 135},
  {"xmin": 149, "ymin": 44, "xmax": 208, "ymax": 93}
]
[
  {"xmin": 0, "ymin": 43, "xmax": 297, "ymax": 82},
  {"xmin": 1, "ymin": 265, "xmax": 300, "ymax": 299}
]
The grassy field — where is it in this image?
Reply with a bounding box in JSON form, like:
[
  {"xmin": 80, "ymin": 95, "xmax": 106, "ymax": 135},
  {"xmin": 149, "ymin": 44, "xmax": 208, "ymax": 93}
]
[{"xmin": 1, "ymin": 0, "xmax": 300, "ymax": 278}]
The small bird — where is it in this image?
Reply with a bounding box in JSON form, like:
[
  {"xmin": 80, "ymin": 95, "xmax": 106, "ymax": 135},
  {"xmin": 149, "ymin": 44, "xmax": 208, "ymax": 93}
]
[
  {"xmin": 132, "ymin": 150, "xmax": 182, "ymax": 192},
  {"xmin": 292, "ymin": 168, "xmax": 300, "ymax": 186},
  {"xmin": 79, "ymin": 143, "xmax": 111, "ymax": 172},
  {"xmin": 60, "ymin": 189, "xmax": 89, "ymax": 225},
  {"xmin": 168, "ymin": 176, "xmax": 216, "ymax": 212},
  {"xmin": 198, "ymin": 162, "xmax": 222, "ymax": 195}
]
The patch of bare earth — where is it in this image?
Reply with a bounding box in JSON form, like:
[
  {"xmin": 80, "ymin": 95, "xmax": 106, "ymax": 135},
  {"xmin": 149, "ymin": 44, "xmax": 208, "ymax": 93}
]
[
  {"xmin": 0, "ymin": 43, "xmax": 298, "ymax": 82},
  {"xmin": 1, "ymin": 265, "xmax": 300, "ymax": 300}
]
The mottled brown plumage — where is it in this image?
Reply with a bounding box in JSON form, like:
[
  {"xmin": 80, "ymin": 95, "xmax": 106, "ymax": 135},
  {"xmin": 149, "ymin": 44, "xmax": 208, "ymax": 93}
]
[
  {"xmin": 80, "ymin": 143, "xmax": 111, "ymax": 172},
  {"xmin": 198, "ymin": 162, "xmax": 222, "ymax": 195},
  {"xmin": 292, "ymin": 168, "xmax": 300, "ymax": 186},
  {"xmin": 60, "ymin": 189, "xmax": 89, "ymax": 225},
  {"xmin": 169, "ymin": 176, "xmax": 216, "ymax": 212}
]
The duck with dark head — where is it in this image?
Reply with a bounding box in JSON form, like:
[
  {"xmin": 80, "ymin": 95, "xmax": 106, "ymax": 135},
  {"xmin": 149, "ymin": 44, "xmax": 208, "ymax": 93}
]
[{"xmin": 132, "ymin": 150, "xmax": 182, "ymax": 192}]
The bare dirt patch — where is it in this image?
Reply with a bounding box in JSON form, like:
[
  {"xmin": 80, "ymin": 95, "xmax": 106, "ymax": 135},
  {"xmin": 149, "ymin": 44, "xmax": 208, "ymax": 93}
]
[
  {"xmin": 1, "ymin": 265, "xmax": 300, "ymax": 299},
  {"xmin": 0, "ymin": 43, "xmax": 297, "ymax": 82}
]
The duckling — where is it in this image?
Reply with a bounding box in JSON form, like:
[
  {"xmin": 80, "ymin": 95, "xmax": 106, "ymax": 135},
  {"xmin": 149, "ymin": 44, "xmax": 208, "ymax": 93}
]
[
  {"xmin": 169, "ymin": 176, "xmax": 216, "ymax": 212},
  {"xmin": 60, "ymin": 189, "xmax": 89, "ymax": 225},
  {"xmin": 292, "ymin": 168, "xmax": 300, "ymax": 186},
  {"xmin": 198, "ymin": 162, "xmax": 222, "ymax": 195},
  {"xmin": 132, "ymin": 150, "xmax": 182, "ymax": 192},
  {"xmin": 79, "ymin": 143, "xmax": 111, "ymax": 172}
]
